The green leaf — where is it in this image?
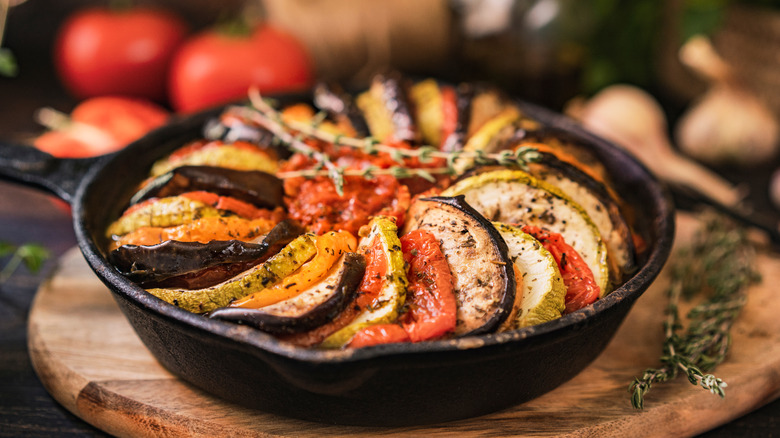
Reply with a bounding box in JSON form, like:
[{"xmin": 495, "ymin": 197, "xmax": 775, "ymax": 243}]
[
  {"xmin": 16, "ymin": 243, "xmax": 50, "ymax": 273},
  {"xmin": 0, "ymin": 48, "xmax": 18, "ymax": 78}
]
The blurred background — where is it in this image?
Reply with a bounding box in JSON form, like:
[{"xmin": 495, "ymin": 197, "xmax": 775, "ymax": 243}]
[{"xmin": 2, "ymin": 0, "xmax": 780, "ymax": 216}]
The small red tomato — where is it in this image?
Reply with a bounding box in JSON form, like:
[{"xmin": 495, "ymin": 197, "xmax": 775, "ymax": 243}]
[
  {"xmin": 55, "ymin": 7, "xmax": 188, "ymax": 101},
  {"xmin": 34, "ymin": 96, "xmax": 169, "ymax": 157},
  {"xmin": 168, "ymin": 25, "xmax": 314, "ymax": 113}
]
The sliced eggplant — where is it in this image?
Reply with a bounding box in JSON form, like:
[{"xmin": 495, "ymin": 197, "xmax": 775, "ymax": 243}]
[
  {"xmin": 356, "ymin": 72, "xmax": 419, "ymax": 143},
  {"xmin": 109, "ymin": 219, "xmax": 305, "ymax": 287},
  {"xmin": 493, "ymin": 223, "xmax": 566, "ymax": 329},
  {"xmin": 313, "ymin": 82, "xmax": 370, "ymax": 137},
  {"xmin": 402, "ymin": 196, "xmax": 515, "ymax": 336},
  {"xmin": 130, "ymin": 165, "xmax": 284, "ymax": 210},
  {"xmin": 209, "ymin": 252, "xmax": 366, "ymax": 334},
  {"xmin": 441, "ymin": 170, "xmax": 611, "ymax": 296},
  {"xmin": 146, "ymin": 233, "xmax": 318, "ymax": 313},
  {"xmin": 441, "ymin": 84, "xmax": 515, "ymax": 153},
  {"xmin": 203, "ymin": 107, "xmax": 292, "ymax": 159},
  {"xmin": 150, "ymin": 140, "xmax": 279, "ymax": 177},
  {"xmin": 319, "ymin": 217, "xmax": 408, "ymax": 348},
  {"xmin": 106, "ymin": 196, "xmax": 224, "ymax": 238},
  {"xmin": 525, "ymin": 152, "xmax": 637, "ymax": 280}
]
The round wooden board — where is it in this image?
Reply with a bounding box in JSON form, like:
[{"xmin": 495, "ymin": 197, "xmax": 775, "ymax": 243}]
[{"xmin": 28, "ymin": 214, "xmax": 780, "ymax": 437}]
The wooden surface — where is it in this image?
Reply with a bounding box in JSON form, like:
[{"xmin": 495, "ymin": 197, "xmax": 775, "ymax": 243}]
[{"xmin": 25, "ymin": 214, "xmax": 780, "ymax": 437}]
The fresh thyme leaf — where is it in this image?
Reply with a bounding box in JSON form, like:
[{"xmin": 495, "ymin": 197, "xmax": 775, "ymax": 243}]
[
  {"xmin": 17, "ymin": 243, "xmax": 50, "ymax": 273},
  {"xmin": 0, "ymin": 241, "xmax": 50, "ymax": 285},
  {"xmin": 629, "ymin": 210, "xmax": 760, "ymax": 409}
]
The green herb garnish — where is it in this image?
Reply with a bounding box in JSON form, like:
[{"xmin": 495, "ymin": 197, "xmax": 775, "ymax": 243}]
[
  {"xmin": 0, "ymin": 241, "xmax": 50, "ymax": 284},
  {"xmin": 629, "ymin": 211, "xmax": 761, "ymax": 409}
]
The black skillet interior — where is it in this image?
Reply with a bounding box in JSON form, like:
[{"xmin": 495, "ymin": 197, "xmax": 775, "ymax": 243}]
[{"xmin": 72, "ymin": 96, "xmax": 675, "ymax": 426}]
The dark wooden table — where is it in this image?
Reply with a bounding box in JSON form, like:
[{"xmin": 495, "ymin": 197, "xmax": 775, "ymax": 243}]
[{"xmin": 1, "ymin": 7, "xmax": 780, "ymax": 433}]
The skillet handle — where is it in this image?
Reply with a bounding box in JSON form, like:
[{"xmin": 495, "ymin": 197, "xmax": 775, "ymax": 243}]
[{"xmin": 0, "ymin": 141, "xmax": 109, "ymax": 204}]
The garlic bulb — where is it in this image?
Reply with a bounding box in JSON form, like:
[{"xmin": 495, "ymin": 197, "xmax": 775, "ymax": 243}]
[
  {"xmin": 676, "ymin": 85, "xmax": 780, "ymax": 167},
  {"xmin": 676, "ymin": 36, "xmax": 780, "ymax": 167}
]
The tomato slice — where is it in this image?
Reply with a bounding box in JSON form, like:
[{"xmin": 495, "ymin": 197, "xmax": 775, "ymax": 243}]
[
  {"xmin": 179, "ymin": 191, "xmax": 275, "ymax": 220},
  {"xmin": 522, "ymin": 225, "xmax": 600, "ymax": 313},
  {"xmin": 439, "ymin": 85, "xmax": 457, "ymax": 150},
  {"xmin": 280, "ymin": 231, "xmax": 388, "ymax": 347},
  {"xmin": 348, "ymin": 229, "xmax": 456, "ymax": 348}
]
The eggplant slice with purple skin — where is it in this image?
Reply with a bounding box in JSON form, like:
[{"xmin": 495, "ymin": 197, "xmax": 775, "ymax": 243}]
[
  {"xmin": 313, "ymin": 82, "xmax": 371, "ymax": 137},
  {"xmin": 109, "ymin": 219, "xmax": 305, "ymax": 288},
  {"xmin": 402, "ymin": 195, "xmax": 515, "ymax": 336},
  {"xmin": 357, "ymin": 72, "xmax": 419, "ymax": 144},
  {"xmin": 209, "ymin": 252, "xmax": 366, "ymax": 334},
  {"xmin": 203, "ymin": 110, "xmax": 293, "ymax": 159},
  {"xmin": 129, "ymin": 165, "xmax": 285, "ymax": 209}
]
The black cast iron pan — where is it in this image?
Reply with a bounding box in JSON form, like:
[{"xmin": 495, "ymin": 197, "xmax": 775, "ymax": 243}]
[{"xmin": 0, "ymin": 96, "xmax": 675, "ymax": 426}]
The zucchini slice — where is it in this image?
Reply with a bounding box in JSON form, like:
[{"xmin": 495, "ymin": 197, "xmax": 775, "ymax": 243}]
[
  {"xmin": 409, "ymin": 78, "xmax": 444, "ymax": 147},
  {"xmin": 150, "ymin": 141, "xmax": 279, "ymax": 177},
  {"xmin": 106, "ymin": 196, "xmax": 224, "ymax": 238},
  {"xmin": 403, "ymin": 196, "xmax": 516, "ymax": 336},
  {"xmin": 442, "ymin": 169, "xmax": 611, "ymax": 296},
  {"xmin": 526, "ymin": 152, "xmax": 637, "ymax": 280},
  {"xmin": 493, "ymin": 223, "xmax": 566, "ymax": 328},
  {"xmin": 146, "ymin": 233, "xmax": 318, "ymax": 313},
  {"xmin": 209, "ymin": 252, "xmax": 366, "ymax": 334},
  {"xmin": 320, "ymin": 217, "xmax": 408, "ymax": 348}
]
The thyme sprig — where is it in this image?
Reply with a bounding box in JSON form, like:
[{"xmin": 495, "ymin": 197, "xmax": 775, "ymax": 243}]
[
  {"xmin": 238, "ymin": 87, "xmax": 540, "ymax": 195},
  {"xmin": 629, "ymin": 211, "xmax": 761, "ymax": 409},
  {"xmin": 0, "ymin": 241, "xmax": 50, "ymax": 285}
]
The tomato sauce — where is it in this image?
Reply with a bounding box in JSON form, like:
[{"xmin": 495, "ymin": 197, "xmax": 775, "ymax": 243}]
[{"xmin": 282, "ymin": 145, "xmax": 418, "ymax": 235}]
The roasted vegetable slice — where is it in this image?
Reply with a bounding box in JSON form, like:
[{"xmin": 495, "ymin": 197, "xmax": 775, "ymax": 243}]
[
  {"xmin": 150, "ymin": 140, "xmax": 278, "ymax": 177},
  {"xmin": 209, "ymin": 252, "xmax": 366, "ymax": 334},
  {"xmin": 110, "ymin": 216, "xmax": 280, "ymax": 251},
  {"xmin": 146, "ymin": 233, "xmax": 317, "ymax": 313},
  {"xmin": 130, "ymin": 165, "xmax": 284, "ymax": 210},
  {"xmin": 106, "ymin": 196, "xmax": 224, "ymax": 238},
  {"xmin": 441, "ymin": 84, "xmax": 516, "ymax": 152},
  {"xmin": 525, "ymin": 152, "xmax": 637, "ymax": 280},
  {"xmin": 348, "ymin": 229, "xmax": 457, "ymax": 348},
  {"xmin": 442, "ymin": 169, "xmax": 610, "ymax": 295},
  {"xmin": 523, "ymin": 225, "xmax": 601, "ymax": 313},
  {"xmin": 229, "ymin": 231, "xmax": 357, "ymax": 308},
  {"xmin": 313, "ymin": 82, "xmax": 370, "ymax": 137},
  {"xmin": 108, "ymin": 219, "xmax": 305, "ymax": 287},
  {"xmin": 409, "ymin": 79, "xmax": 444, "ymax": 147},
  {"xmin": 319, "ymin": 217, "xmax": 408, "ymax": 348},
  {"xmin": 493, "ymin": 223, "xmax": 566, "ymax": 328},
  {"xmin": 356, "ymin": 72, "xmax": 418, "ymax": 143},
  {"xmin": 403, "ymin": 196, "xmax": 516, "ymax": 336}
]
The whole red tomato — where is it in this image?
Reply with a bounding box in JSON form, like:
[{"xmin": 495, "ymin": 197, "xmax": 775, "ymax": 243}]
[
  {"xmin": 168, "ymin": 25, "xmax": 314, "ymax": 113},
  {"xmin": 55, "ymin": 7, "xmax": 188, "ymax": 101}
]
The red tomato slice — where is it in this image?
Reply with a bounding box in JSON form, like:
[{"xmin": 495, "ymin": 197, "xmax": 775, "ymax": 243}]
[
  {"xmin": 348, "ymin": 229, "xmax": 456, "ymax": 348},
  {"xmin": 439, "ymin": 85, "xmax": 457, "ymax": 149},
  {"xmin": 522, "ymin": 225, "xmax": 600, "ymax": 313}
]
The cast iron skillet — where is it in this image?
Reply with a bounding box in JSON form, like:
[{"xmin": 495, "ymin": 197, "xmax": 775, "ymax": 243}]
[{"xmin": 0, "ymin": 97, "xmax": 675, "ymax": 426}]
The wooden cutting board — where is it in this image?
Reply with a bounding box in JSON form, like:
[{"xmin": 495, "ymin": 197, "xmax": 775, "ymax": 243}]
[{"xmin": 28, "ymin": 214, "xmax": 780, "ymax": 437}]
